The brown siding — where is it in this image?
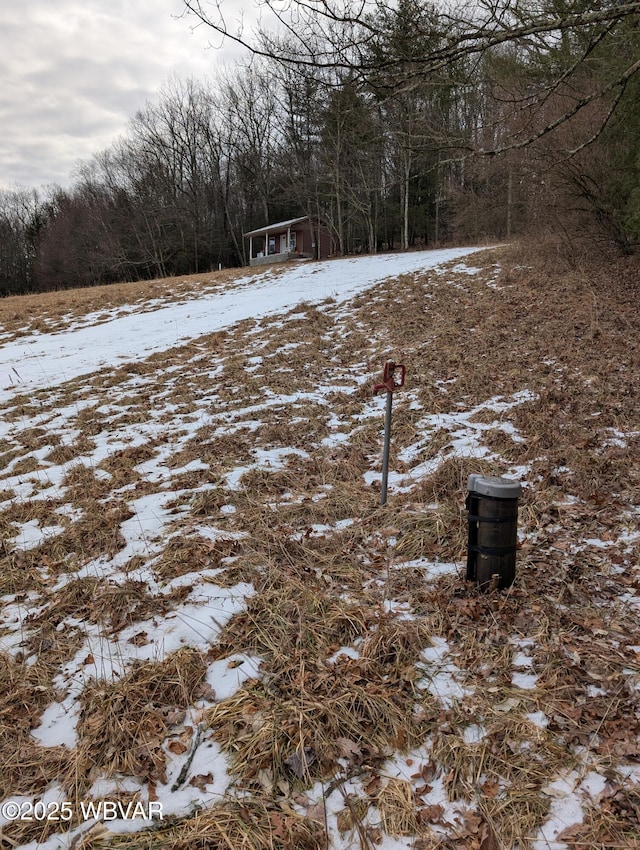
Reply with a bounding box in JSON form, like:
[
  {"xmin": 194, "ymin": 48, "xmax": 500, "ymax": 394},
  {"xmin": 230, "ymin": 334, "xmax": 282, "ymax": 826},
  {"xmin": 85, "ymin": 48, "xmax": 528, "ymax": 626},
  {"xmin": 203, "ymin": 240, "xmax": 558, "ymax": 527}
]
[
  {"xmin": 300, "ymin": 222, "xmax": 335, "ymax": 259},
  {"xmin": 292, "ymin": 228, "xmax": 304, "ymax": 253},
  {"xmin": 246, "ymin": 217, "xmax": 337, "ymax": 265}
]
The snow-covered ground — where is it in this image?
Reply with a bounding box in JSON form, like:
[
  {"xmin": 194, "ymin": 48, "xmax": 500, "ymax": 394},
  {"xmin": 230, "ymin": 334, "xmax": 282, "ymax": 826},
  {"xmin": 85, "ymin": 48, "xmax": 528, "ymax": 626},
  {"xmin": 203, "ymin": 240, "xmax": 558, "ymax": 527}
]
[
  {"xmin": 0, "ymin": 248, "xmax": 481, "ymax": 405},
  {"xmin": 0, "ymin": 246, "xmax": 491, "ymax": 848},
  {"xmin": 0, "ymin": 246, "xmax": 637, "ymax": 850}
]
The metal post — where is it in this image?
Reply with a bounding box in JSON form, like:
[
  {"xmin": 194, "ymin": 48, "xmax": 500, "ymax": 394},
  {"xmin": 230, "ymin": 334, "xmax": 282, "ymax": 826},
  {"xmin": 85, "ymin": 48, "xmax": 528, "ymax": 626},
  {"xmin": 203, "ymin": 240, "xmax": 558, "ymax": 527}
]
[
  {"xmin": 373, "ymin": 360, "xmax": 406, "ymax": 507},
  {"xmin": 380, "ymin": 389, "xmax": 393, "ymax": 506}
]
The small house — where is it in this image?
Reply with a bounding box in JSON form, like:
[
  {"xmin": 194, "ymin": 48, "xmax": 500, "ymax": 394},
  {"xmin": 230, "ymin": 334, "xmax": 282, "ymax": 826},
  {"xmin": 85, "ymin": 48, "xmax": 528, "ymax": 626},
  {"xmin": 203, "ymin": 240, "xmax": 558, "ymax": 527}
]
[{"xmin": 244, "ymin": 216, "xmax": 334, "ymax": 266}]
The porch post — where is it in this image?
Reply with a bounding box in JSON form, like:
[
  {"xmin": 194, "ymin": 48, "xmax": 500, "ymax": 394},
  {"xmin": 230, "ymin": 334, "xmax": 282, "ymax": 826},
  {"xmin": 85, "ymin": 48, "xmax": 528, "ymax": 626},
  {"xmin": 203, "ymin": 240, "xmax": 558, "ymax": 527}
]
[{"xmin": 249, "ymin": 236, "xmax": 253, "ymax": 263}]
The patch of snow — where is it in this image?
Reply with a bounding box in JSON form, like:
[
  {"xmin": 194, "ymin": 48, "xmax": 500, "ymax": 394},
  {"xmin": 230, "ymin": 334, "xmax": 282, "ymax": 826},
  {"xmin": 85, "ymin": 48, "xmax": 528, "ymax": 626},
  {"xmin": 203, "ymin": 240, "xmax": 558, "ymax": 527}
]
[
  {"xmin": 393, "ymin": 558, "xmax": 460, "ymax": 580},
  {"xmin": 327, "ymin": 645, "xmax": 361, "ymax": 663},
  {"xmin": 205, "ymin": 654, "xmax": 262, "ymax": 700},
  {"xmin": 418, "ymin": 637, "xmax": 473, "ymax": 707},
  {"xmin": 579, "ymin": 771, "xmax": 607, "ymax": 798},
  {"xmin": 383, "ymin": 390, "xmax": 536, "ymax": 493},
  {"xmin": 526, "ymin": 711, "xmax": 550, "ymax": 729},
  {"xmin": 512, "ymin": 651, "xmax": 535, "ymax": 669},
  {"xmin": 533, "ymin": 772, "xmax": 585, "ymax": 850},
  {"xmin": 462, "ymin": 724, "xmax": 487, "ymax": 744},
  {"xmin": 31, "ymin": 700, "xmax": 81, "ymax": 749},
  {"xmin": 512, "ymin": 671, "xmax": 539, "ymax": 690},
  {"xmin": 9, "ymin": 519, "xmax": 65, "ymax": 550}
]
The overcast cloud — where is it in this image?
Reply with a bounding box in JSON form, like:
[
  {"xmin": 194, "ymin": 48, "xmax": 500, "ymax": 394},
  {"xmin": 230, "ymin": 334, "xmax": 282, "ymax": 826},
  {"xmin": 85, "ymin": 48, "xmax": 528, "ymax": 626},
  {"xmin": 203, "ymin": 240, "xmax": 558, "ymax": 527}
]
[{"xmin": 0, "ymin": 1, "xmax": 247, "ymax": 191}]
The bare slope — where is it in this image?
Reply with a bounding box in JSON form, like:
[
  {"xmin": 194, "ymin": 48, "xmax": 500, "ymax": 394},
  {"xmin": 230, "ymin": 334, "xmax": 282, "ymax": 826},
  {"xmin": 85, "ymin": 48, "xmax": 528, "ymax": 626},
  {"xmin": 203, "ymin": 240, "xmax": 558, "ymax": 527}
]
[{"xmin": 0, "ymin": 246, "xmax": 638, "ymax": 850}]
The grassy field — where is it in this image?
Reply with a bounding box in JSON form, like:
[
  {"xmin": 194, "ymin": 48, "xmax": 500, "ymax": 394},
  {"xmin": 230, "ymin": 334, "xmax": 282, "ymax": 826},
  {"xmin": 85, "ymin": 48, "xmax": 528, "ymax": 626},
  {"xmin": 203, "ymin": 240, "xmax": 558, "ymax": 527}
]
[{"xmin": 0, "ymin": 244, "xmax": 639, "ymax": 850}]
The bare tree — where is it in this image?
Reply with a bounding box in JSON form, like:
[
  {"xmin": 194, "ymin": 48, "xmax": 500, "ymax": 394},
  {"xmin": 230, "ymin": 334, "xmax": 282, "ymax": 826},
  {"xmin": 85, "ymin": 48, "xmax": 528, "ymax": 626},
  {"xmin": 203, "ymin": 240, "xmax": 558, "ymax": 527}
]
[
  {"xmin": 215, "ymin": 65, "xmax": 282, "ymax": 226},
  {"xmin": 181, "ymin": 0, "xmax": 640, "ymax": 156},
  {"xmin": 0, "ymin": 187, "xmax": 44, "ymax": 294}
]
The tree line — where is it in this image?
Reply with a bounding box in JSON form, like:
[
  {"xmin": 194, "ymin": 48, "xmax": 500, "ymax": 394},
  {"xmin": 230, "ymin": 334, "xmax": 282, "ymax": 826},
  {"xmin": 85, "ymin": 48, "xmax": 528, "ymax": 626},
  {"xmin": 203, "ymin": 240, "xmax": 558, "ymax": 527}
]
[{"xmin": 1, "ymin": 0, "xmax": 639, "ymax": 296}]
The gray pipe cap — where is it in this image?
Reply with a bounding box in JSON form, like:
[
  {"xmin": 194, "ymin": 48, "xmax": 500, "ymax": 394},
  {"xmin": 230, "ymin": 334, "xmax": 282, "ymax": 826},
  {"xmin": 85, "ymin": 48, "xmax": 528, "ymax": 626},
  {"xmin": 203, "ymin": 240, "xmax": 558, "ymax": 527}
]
[{"xmin": 467, "ymin": 473, "xmax": 521, "ymax": 499}]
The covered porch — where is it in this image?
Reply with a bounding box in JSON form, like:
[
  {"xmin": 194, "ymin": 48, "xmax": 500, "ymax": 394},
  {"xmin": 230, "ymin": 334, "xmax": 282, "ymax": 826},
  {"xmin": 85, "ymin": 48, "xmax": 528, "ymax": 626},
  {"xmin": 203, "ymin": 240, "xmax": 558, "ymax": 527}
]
[{"xmin": 244, "ymin": 216, "xmax": 314, "ymax": 266}]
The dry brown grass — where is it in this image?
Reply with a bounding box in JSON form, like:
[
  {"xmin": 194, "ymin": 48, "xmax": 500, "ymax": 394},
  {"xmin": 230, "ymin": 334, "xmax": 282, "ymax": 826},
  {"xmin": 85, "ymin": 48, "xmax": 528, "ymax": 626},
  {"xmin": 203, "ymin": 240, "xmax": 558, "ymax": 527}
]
[
  {"xmin": 0, "ymin": 245, "xmax": 639, "ymax": 850},
  {"xmin": 76, "ymin": 648, "xmax": 207, "ymax": 789},
  {"xmin": 0, "ymin": 643, "xmax": 81, "ymax": 799},
  {"xmin": 153, "ymin": 534, "xmax": 244, "ymax": 581},
  {"xmin": 104, "ymin": 797, "xmax": 325, "ymax": 850},
  {"xmin": 556, "ymin": 785, "xmax": 640, "ymax": 849},
  {"xmin": 62, "ymin": 462, "xmax": 113, "ymax": 503},
  {"xmin": 97, "ymin": 445, "xmax": 158, "ymax": 489},
  {"xmin": 204, "ymin": 566, "xmax": 438, "ymax": 794},
  {"xmin": 205, "ymin": 662, "xmax": 436, "ymax": 792},
  {"xmin": 33, "ymin": 498, "xmax": 131, "ymax": 565},
  {"xmin": 0, "ymin": 267, "xmax": 253, "ymax": 342},
  {"xmin": 0, "ymin": 548, "xmax": 50, "ymax": 596},
  {"xmin": 26, "ymin": 576, "xmax": 190, "ymax": 636},
  {"xmin": 432, "ymin": 712, "xmax": 567, "ymax": 842}
]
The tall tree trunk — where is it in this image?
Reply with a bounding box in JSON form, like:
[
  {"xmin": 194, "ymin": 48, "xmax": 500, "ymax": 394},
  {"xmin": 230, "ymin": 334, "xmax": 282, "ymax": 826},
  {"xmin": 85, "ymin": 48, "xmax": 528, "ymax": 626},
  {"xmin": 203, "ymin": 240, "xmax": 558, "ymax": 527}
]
[
  {"xmin": 402, "ymin": 155, "xmax": 411, "ymax": 250},
  {"xmin": 506, "ymin": 170, "xmax": 513, "ymax": 238},
  {"xmin": 434, "ymin": 159, "xmax": 441, "ymax": 245}
]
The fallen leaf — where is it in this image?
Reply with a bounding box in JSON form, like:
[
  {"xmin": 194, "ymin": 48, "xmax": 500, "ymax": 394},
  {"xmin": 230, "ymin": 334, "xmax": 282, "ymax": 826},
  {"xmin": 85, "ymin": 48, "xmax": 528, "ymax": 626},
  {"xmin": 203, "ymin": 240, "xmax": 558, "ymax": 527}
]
[
  {"xmin": 415, "ymin": 783, "xmax": 433, "ymax": 796},
  {"xmin": 194, "ymin": 682, "xmax": 217, "ymax": 701},
  {"xmin": 461, "ymin": 811, "xmax": 483, "ymax": 834},
  {"xmin": 418, "ymin": 804, "xmax": 445, "ymax": 824},
  {"xmin": 276, "ymin": 779, "xmax": 290, "ymax": 796},
  {"xmin": 158, "ymin": 706, "xmax": 186, "ymax": 725},
  {"xmin": 394, "ymin": 726, "xmax": 407, "ymax": 748},
  {"xmin": 189, "ymin": 772, "xmax": 213, "ymax": 792},
  {"xmin": 557, "ymin": 823, "xmax": 587, "ymax": 842},
  {"xmin": 481, "ymin": 779, "xmax": 500, "ymax": 798},
  {"xmin": 268, "ymin": 812, "xmax": 287, "ymax": 840},
  {"xmin": 168, "ymin": 740, "xmax": 188, "ymax": 755},
  {"xmin": 479, "ymin": 819, "xmax": 500, "ymax": 850},
  {"xmin": 306, "ymin": 801, "xmax": 327, "ymax": 825},
  {"xmin": 411, "ymin": 762, "xmax": 436, "ymax": 783},
  {"xmin": 336, "ymin": 809, "xmax": 352, "ymax": 833},
  {"xmin": 363, "ymin": 775, "xmax": 381, "ymax": 795},
  {"xmin": 494, "ymin": 697, "xmax": 521, "ymax": 712},
  {"xmin": 285, "ymin": 747, "xmax": 316, "ymax": 778},
  {"xmin": 336, "ymin": 737, "xmax": 362, "ymax": 760},
  {"xmin": 258, "ymin": 768, "xmax": 274, "ymax": 793}
]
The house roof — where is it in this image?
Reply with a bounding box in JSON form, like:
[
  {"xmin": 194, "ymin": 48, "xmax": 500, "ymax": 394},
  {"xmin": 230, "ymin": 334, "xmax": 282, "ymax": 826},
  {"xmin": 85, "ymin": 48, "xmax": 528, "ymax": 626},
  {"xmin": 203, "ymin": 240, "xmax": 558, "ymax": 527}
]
[{"xmin": 244, "ymin": 216, "xmax": 309, "ymax": 238}]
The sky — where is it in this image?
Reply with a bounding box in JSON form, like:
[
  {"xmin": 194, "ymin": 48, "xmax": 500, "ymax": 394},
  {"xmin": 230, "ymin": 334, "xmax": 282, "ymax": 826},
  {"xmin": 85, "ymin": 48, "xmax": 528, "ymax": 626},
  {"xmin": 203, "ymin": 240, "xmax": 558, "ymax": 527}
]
[{"xmin": 0, "ymin": 0, "xmax": 249, "ymax": 191}]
